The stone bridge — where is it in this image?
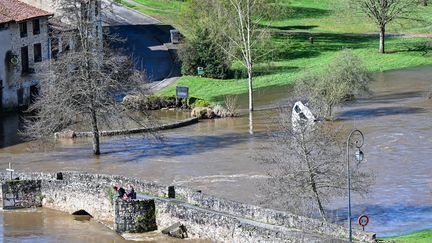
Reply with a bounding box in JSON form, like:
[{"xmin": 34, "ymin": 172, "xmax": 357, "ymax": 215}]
[{"xmin": 0, "ymin": 171, "xmax": 375, "ymax": 242}]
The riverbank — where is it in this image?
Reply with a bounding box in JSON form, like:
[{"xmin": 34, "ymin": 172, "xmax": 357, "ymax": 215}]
[
  {"xmin": 117, "ymin": 0, "xmax": 432, "ymax": 103},
  {"xmin": 55, "ymin": 117, "xmax": 198, "ymax": 138},
  {"xmin": 378, "ymin": 229, "xmax": 432, "ymax": 243},
  {"xmin": 157, "ymin": 36, "xmax": 432, "ymax": 103}
]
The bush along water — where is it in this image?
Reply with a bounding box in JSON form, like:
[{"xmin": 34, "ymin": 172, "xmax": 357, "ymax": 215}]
[{"xmin": 122, "ymin": 95, "xmax": 210, "ymax": 111}]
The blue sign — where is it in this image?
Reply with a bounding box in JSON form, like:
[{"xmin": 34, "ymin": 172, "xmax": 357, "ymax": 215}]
[{"xmin": 176, "ymin": 86, "xmax": 189, "ymax": 99}]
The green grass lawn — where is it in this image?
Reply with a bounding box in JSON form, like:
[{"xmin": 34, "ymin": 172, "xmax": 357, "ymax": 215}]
[
  {"xmin": 270, "ymin": 0, "xmax": 432, "ymax": 34},
  {"xmin": 378, "ymin": 229, "xmax": 432, "ymax": 243},
  {"xmin": 118, "ymin": 0, "xmax": 185, "ymax": 25},
  {"xmin": 124, "ymin": 0, "xmax": 432, "ymax": 34},
  {"xmin": 157, "ymin": 35, "xmax": 432, "ymax": 102},
  {"xmin": 120, "ymin": 0, "xmax": 432, "ymax": 103}
]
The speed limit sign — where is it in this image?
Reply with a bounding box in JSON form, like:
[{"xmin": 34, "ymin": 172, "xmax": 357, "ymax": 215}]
[{"xmin": 358, "ymin": 215, "xmax": 369, "ymax": 231}]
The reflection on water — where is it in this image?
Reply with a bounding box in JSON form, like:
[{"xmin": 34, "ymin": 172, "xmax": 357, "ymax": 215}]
[
  {"xmin": 0, "ymin": 208, "xmax": 205, "ymax": 243},
  {"xmin": 0, "ymin": 67, "xmax": 432, "ymax": 238},
  {"xmin": 0, "ymin": 113, "xmax": 24, "ymax": 149},
  {"xmin": 0, "ymin": 208, "xmax": 125, "ymax": 243}
]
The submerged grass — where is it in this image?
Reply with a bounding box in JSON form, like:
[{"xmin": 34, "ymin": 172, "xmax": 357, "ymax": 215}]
[
  {"xmin": 120, "ymin": 0, "xmax": 432, "ymax": 102},
  {"xmin": 157, "ymin": 36, "xmax": 432, "ymax": 102}
]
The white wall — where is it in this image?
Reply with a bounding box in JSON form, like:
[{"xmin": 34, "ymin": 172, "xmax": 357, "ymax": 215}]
[
  {"xmin": 18, "ymin": 0, "xmax": 57, "ymax": 12},
  {"xmin": 0, "ymin": 25, "xmax": 13, "ymax": 109},
  {"xmin": 0, "ymin": 17, "xmax": 50, "ymax": 109}
]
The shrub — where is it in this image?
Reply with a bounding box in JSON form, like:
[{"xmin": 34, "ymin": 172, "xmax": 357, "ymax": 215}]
[
  {"xmin": 193, "ymin": 99, "xmax": 210, "ymax": 107},
  {"xmin": 123, "ymin": 95, "xmax": 211, "ymax": 110},
  {"xmin": 295, "ymin": 49, "xmax": 370, "ymax": 118},
  {"xmin": 178, "ymin": 28, "xmax": 231, "ymax": 79}
]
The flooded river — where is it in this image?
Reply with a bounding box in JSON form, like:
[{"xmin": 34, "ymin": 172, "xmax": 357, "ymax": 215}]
[
  {"xmin": 1, "ymin": 66, "xmax": 432, "ymax": 239},
  {"xmin": 0, "ymin": 208, "xmax": 197, "ymax": 242}
]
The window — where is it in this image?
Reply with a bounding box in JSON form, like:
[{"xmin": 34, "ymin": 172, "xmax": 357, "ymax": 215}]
[
  {"xmin": 34, "ymin": 43, "xmax": 42, "ymax": 62},
  {"xmin": 21, "ymin": 46, "xmax": 29, "ymax": 74},
  {"xmin": 17, "ymin": 88, "xmax": 24, "ymax": 105},
  {"xmin": 33, "ymin": 19, "xmax": 40, "ymax": 35},
  {"xmin": 19, "ymin": 22, "xmax": 27, "ymax": 38}
]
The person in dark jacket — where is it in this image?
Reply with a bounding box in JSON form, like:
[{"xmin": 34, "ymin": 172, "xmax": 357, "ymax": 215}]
[
  {"xmin": 113, "ymin": 185, "xmax": 126, "ymax": 199},
  {"xmin": 126, "ymin": 185, "xmax": 136, "ymax": 199}
]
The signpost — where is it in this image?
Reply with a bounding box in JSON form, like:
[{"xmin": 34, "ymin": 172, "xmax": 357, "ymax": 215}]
[
  {"xmin": 176, "ymin": 86, "xmax": 189, "ymax": 99},
  {"xmin": 197, "ymin": 67, "xmax": 204, "ymax": 77},
  {"xmin": 6, "ymin": 162, "xmax": 14, "ymax": 180},
  {"xmin": 176, "ymin": 86, "xmax": 189, "ymax": 106},
  {"xmin": 358, "ymin": 215, "xmax": 369, "ymax": 231},
  {"xmin": 170, "ymin": 29, "xmax": 180, "ymax": 44}
]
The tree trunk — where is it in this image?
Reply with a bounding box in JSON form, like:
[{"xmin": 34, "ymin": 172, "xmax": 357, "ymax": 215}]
[
  {"xmin": 305, "ymin": 153, "xmax": 327, "ymax": 221},
  {"xmin": 247, "ymin": 64, "xmax": 253, "ymax": 112},
  {"xmin": 312, "ymin": 182, "xmax": 327, "ymax": 221},
  {"xmin": 379, "ymin": 25, "xmax": 386, "ymax": 54},
  {"xmin": 90, "ymin": 108, "xmax": 100, "ymax": 155}
]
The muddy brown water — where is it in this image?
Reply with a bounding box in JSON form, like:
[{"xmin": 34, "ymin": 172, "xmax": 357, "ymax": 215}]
[
  {"xmin": 0, "ymin": 208, "xmax": 202, "ymax": 242},
  {"xmin": 1, "ymin": 66, "xmax": 432, "ymax": 239}
]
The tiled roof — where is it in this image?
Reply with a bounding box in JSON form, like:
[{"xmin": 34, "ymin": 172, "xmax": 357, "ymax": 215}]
[{"xmin": 0, "ymin": 0, "xmax": 52, "ymax": 24}]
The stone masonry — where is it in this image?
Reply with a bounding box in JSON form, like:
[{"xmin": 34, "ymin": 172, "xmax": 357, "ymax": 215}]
[
  {"xmin": 115, "ymin": 199, "xmax": 157, "ymax": 233},
  {"xmin": 1, "ymin": 180, "xmax": 42, "ymax": 209},
  {"xmin": 0, "ymin": 171, "xmax": 376, "ymax": 242}
]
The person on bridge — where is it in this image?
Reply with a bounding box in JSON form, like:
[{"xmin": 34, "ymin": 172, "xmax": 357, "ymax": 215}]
[
  {"xmin": 113, "ymin": 185, "xmax": 126, "ymax": 199},
  {"xmin": 126, "ymin": 185, "xmax": 136, "ymax": 200}
]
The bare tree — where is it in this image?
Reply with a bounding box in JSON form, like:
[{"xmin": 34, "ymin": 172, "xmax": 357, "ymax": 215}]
[
  {"xmin": 295, "ymin": 50, "xmax": 370, "ymax": 118},
  {"xmin": 256, "ymin": 111, "xmax": 374, "ymax": 221},
  {"xmin": 22, "ymin": 0, "xmax": 150, "ymax": 155},
  {"xmin": 354, "ymin": 0, "xmax": 418, "ymax": 53},
  {"xmin": 224, "ymin": 94, "xmax": 240, "ymax": 115},
  {"xmin": 188, "ymin": 0, "xmax": 278, "ymax": 112}
]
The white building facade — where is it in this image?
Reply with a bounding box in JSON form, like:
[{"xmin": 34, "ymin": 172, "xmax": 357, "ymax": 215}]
[
  {"xmin": 1, "ymin": 0, "xmax": 103, "ymax": 111},
  {"xmin": 0, "ymin": 0, "xmax": 52, "ymax": 110}
]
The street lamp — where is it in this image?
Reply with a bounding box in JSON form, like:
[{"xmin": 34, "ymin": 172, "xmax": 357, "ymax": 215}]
[{"xmin": 346, "ymin": 129, "xmax": 364, "ymax": 243}]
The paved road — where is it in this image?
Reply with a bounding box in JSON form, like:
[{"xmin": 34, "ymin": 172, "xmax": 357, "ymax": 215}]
[{"xmin": 104, "ymin": 2, "xmax": 180, "ymax": 82}]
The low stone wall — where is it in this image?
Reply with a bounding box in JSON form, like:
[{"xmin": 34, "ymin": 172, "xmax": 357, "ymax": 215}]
[
  {"xmin": 55, "ymin": 117, "xmax": 198, "ymax": 138},
  {"xmin": 0, "ymin": 171, "xmax": 375, "ymax": 242},
  {"xmin": 164, "ymin": 186, "xmax": 375, "ymax": 242},
  {"xmin": 1, "ymin": 180, "xmax": 42, "ymax": 209},
  {"xmin": 154, "ymin": 198, "xmax": 336, "ymax": 242},
  {"xmin": 115, "ymin": 199, "xmax": 157, "ymax": 233}
]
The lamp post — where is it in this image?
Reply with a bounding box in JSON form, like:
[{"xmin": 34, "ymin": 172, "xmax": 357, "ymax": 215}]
[{"xmin": 346, "ymin": 129, "xmax": 364, "ymax": 243}]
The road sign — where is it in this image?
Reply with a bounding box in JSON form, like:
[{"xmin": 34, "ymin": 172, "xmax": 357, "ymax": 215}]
[
  {"xmin": 170, "ymin": 29, "xmax": 180, "ymax": 44},
  {"xmin": 197, "ymin": 67, "xmax": 204, "ymax": 76},
  {"xmin": 176, "ymin": 86, "xmax": 189, "ymax": 99},
  {"xmin": 358, "ymin": 215, "xmax": 369, "ymax": 231}
]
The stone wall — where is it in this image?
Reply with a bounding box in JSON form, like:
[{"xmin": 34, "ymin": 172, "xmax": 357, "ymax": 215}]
[
  {"xmin": 55, "ymin": 117, "xmax": 199, "ymax": 139},
  {"xmin": 1, "ymin": 180, "xmax": 42, "ymax": 209},
  {"xmin": 0, "ymin": 171, "xmax": 375, "ymax": 242},
  {"xmin": 115, "ymin": 199, "xmax": 157, "ymax": 233},
  {"xmin": 0, "ymin": 16, "xmax": 50, "ymax": 109},
  {"xmin": 154, "ymin": 198, "xmax": 338, "ymax": 242}
]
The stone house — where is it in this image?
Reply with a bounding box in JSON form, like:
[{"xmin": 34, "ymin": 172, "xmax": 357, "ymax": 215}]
[
  {"xmin": 0, "ymin": 0, "xmax": 102, "ymax": 111},
  {"xmin": 21, "ymin": 0, "xmax": 103, "ymax": 56},
  {"xmin": 0, "ymin": 0, "xmax": 52, "ymax": 110}
]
